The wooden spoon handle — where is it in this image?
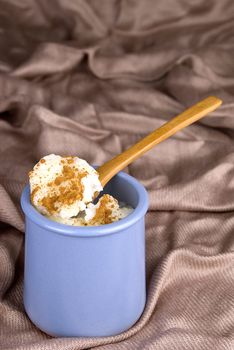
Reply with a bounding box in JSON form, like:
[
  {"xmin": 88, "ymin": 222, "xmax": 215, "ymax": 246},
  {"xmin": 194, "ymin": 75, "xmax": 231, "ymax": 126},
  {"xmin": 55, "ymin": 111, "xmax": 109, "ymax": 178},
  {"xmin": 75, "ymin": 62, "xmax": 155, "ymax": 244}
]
[{"xmin": 97, "ymin": 96, "xmax": 222, "ymax": 187}]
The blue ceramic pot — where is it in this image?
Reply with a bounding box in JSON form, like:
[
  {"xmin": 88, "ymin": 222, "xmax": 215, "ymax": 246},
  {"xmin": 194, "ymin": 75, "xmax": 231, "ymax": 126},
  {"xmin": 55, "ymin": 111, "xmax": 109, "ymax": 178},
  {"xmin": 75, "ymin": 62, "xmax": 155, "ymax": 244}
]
[{"xmin": 21, "ymin": 170, "xmax": 148, "ymax": 337}]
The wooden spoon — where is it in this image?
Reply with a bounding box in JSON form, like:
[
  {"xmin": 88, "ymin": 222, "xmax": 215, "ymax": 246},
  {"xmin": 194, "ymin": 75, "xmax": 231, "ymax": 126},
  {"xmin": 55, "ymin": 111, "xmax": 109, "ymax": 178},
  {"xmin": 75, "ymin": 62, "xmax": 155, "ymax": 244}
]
[{"xmin": 97, "ymin": 96, "xmax": 222, "ymax": 187}]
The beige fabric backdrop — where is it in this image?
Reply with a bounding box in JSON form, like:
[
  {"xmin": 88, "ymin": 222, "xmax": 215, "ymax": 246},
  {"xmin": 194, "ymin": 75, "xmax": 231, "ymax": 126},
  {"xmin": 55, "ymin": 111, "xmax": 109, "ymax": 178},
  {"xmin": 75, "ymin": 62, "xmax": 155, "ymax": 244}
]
[{"xmin": 0, "ymin": 0, "xmax": 234, "ymax": 349}]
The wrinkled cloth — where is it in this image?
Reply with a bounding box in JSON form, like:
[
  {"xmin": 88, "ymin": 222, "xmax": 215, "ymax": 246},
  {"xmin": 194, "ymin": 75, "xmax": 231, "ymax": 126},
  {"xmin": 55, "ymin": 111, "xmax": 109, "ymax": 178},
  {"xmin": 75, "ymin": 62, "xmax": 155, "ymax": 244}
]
[{"xmin": 0, "ymin": 0, "xmax": 234, "ymax": 349}]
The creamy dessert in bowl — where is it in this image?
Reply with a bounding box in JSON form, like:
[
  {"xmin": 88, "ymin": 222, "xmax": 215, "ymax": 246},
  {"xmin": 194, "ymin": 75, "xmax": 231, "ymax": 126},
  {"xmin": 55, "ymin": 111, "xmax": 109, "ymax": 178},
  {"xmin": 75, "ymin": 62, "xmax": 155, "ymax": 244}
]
[{"xmin": 29, "ymin": 154, "xmax": 133, "ymax": 226}]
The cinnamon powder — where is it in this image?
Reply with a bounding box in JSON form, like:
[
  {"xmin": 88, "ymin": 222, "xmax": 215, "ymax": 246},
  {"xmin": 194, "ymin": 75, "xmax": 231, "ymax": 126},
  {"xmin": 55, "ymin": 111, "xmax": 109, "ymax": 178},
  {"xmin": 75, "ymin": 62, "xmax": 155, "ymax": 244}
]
[
  {"xmin": 39, "ymin": 157, "xmax": 88, "ymax": 215},
  {"xmin": 89, "ymin": 194, "xmax": 118, "ymax": 225},
  {"xmin": 30, "ymin": 186, "xmax": 40, "ymax": 203}
]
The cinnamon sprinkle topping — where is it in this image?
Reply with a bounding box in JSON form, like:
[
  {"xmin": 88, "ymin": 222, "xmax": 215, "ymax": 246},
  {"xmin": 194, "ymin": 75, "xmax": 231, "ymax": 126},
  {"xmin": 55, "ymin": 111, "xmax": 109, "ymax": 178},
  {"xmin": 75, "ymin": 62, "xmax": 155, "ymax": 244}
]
[
  {"xmin": 39, "ymin": 157, "xmax": 88, "ymax": 215},
  {"xmin": 31, "ymin": 186, "xmax": 40, "ymax": 203},
  {"xmin": 89, "ymin": 194, "xmax": 118, "ymax": 225}
]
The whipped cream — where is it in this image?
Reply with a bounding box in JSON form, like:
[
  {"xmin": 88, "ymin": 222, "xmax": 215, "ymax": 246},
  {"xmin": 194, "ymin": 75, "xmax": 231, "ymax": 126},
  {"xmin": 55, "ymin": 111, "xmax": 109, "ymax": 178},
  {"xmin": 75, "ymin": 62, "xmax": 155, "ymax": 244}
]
[
  {"xmin": 29, "ymin": 154, "xmax": 133, "ymax": 226},
  {"xmin": 50, "ymin": 195, "xmax": 133, "ymax": 226},
  {"xmin": 29, "ymin": 154, "xmax": 102, "ymax": 219},
  {"xmin": 85, "ymin": 194, "xmax": 133, "ymax": 226}
]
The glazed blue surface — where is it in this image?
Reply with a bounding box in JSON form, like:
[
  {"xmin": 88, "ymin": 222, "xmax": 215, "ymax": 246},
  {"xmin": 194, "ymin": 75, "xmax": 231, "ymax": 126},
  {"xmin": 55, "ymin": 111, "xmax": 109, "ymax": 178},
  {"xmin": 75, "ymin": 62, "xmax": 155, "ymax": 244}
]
[{"xmin": 21, "ymin": 171, "xmax": 148, "ymax": 337}]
